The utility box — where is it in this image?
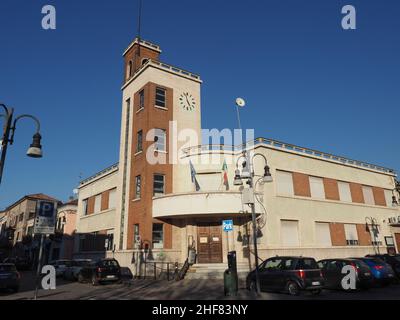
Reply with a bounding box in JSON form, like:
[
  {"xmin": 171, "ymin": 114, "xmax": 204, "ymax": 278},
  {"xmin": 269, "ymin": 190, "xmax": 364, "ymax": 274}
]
[{"xmin": 241, "ymin": 188, "xmax": 255, "ymax": 205}]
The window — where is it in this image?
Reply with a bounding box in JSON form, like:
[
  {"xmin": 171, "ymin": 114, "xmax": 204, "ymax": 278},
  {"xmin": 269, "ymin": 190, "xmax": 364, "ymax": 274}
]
[
  {"xmin": 127, "ymin": 61, "xmax": 133, "ymax": 79},
  {"xmin": 108, "ymin": 188, "xmax": 117, "ymax": 209},
  {"xmin": 309, "ymin": 176, "xmax": 325, "ymax": 199},
  {"xmin": 338, "ymin": 181, "xmax": 352, "ymax": 202},
  {"xmin": 94, "ymin": 194, "xmax": 101, "ymax": 213},
  {"xmin": 82, "ymin": 199, "xmax": 88, "ymax": 216},
  {"xmin": 134, "ymin": 224, "xmax": 140, "ymax": 247},
  {"xmin": 362, "ymin": 186, "xmax": 374, "ymax": 205},
  {"xmin": 315, "ymin": 222, "xmax": 332, "ymax": 246},
  {"xmin": 276, "ymin": 171, "xmax": 294, "ymax": 196},
  {"xmin": 154, "ymin": 128, "xmax": 166, "ymax": 152},
  {"xmin": 138, "ymin": 89, "xmax": 145, "ymax": 110},
  {"xmin": 26, "ymin": 226, "xmax": 34, "ymax": 236},
  {"xmin": 136, "ymin": 130, "xmax": 143, "ymax": 153},
  {"xmin": 28, "ymin": 211, "xmax": 35, "ymax": 220},
  {"xmin": 153, "ymin": 174, "xmax": 165, "ymax": 196},
  {"xmin": 384, "ymin": 189, "xmax": 394, "ymax": 207},
  {"xmin": 152, "ymin": 223, "xmax": 164, "ymax": 249},
  {"xmin": 263, "ymin": 258, "xmax": 283, "ymax": 271},
  {"xmin": 281, "ymin": 220, "xmax": 299, "ymax": 247},
  {"xmin": 19, "ymin": 213, "xmax": 24, "ymax": 222},
  {"xmin": 344, "ymin": 224, "xmax": 359, "ymax": 245},
  {"xmin": 106, "ymin": 231, "xmax": 114, "ymax": 251},
  {"xmin": 135, "ymin": 175, "xmax": 141, "ymax": 199},
  {"xmin": 155, "ymin": 87, "xmax": 166, "ymax": 108}
]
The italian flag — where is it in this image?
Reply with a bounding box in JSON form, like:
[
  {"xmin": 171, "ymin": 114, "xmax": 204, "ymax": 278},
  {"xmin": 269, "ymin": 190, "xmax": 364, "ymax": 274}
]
[{"xmin": 222, "ymin": 159, "xmax": 229, "ymax": 191}]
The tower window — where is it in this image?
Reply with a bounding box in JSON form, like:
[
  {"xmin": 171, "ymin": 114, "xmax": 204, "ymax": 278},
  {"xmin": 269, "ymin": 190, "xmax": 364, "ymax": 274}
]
[
  {"xmin": 138, "ymin": 89, "xmax": 145, "ymax": 110},
  {"xmin": 153, "ymin": 174, "xmax": 165, "ymax": 196},
  {"xmin": 135, "ymin": 175, "xmax": 141, "ymax": 199},
  {"xmin": 154, "ymin": 128, "xmax": 166, "ymax": 152},
  {"xmin": 137, "ymin": 130, "xmax": 143, "ymax": 153},
  {"xmin": 155, "ymin": 87, "xmax": 166, "ymax": 108},
  {"xmin": 127, "ymin": 61, "xmax": 133, "ymax": 80}
]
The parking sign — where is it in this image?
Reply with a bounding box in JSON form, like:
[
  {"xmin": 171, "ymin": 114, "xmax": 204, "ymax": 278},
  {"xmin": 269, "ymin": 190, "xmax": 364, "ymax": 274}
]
[
  {"xmin": 222, "ymin": 219, "xmax": 233, "ymax": 232},
  {"xmin": 34, "ymin": 200, "xmax": 57, "ymax": 234}
]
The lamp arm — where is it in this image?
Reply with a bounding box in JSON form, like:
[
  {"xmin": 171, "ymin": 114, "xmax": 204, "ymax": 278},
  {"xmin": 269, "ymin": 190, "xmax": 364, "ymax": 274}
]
[
  {"xmin": 0, "ymin": 104, "xmax": 10, "ymax": 117},
  {"xmin": 10, "ymin": 114, "xmax": 41, "ymax": 144}
]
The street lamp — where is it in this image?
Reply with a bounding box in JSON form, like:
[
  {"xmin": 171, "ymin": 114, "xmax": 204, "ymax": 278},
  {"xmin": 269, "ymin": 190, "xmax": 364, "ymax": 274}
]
[
  {"xmin": 234, "ymin": 150, "xmax": 273, "ymax": 294},
  {"xmin": 365, "ymin": 216, "xmax": 380, "ymax": 254},
  {"xmin": 0, "ymin": 104, "xmax": 43, "ymax": 185}
]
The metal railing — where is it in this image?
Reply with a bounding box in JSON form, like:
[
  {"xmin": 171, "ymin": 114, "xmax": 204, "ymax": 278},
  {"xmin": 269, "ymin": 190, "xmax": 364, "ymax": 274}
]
[
  {"xmin": 182, "ymin": 137, "xmax": 395, "ymax": 175},
  {"xmin": 136, "ymin": 261, "xmax": 182, "ymax": 281},
  {"xmin": 79, "ymin": 162, "xmax": 119, "ymax": 185}
]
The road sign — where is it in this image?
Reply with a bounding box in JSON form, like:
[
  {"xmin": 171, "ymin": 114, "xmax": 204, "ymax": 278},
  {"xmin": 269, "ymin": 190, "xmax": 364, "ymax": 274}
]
[
  {"xmin": 33, "ymin": 200, "xmax": 57, "ymax": 235},
  {"xmin": 223, "ymin": 219, "xmax": 233, "ymax": 232}
]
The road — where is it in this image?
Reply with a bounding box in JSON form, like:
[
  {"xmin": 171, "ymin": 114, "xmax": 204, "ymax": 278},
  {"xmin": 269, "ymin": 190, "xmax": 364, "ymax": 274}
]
[{"xmin": 0, "ymin": 271, "xmax": 399, "ymax": 300}]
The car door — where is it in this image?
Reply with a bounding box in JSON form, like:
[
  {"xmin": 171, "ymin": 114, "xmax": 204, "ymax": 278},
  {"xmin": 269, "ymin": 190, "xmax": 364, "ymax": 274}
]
[
  {"xmin": 259, "ymin": 258, "xmax": 283, "ymax": 291},
  {"xmin": 324, "ymin": 260, "xmax": 339, "ymax": 288}
]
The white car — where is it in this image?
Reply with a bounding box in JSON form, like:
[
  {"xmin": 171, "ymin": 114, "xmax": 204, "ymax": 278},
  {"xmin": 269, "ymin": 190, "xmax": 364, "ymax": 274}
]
[
  {"xmin": 50, "ymin": 260, "xmax": 72, "ymax": 277},
  {"xmin": 63, "ymin": 259, "xmax": 92, "ymax": 281}
]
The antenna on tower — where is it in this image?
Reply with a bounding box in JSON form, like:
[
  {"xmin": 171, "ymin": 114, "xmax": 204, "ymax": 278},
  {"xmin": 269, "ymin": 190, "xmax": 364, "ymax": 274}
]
[{"xmin": 137, "ymin": 0, "xmax": 143, "ymax": 57}]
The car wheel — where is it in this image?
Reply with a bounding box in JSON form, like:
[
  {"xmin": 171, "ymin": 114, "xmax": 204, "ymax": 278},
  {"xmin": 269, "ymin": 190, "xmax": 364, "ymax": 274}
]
[
  {"xmin": 91, "ymin": 275, "xmax": 99, "ymax": 286},
  {"xmin": 248, "ymin": 280, "xmax": 257, "ymax": 292},
  {"xmin": 78, "ymin": 273, "xmax": 84, "ymax": 283},
  {"xmin": 286, "ymin": 281, "xmax": 300, "ymax": 296}
]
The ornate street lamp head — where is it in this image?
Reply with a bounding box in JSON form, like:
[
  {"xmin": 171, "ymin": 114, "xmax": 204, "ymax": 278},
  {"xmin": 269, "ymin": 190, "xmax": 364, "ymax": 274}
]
[{"xmin": 26, "ymin": 132, "xmax": 43, "ymax": 158}]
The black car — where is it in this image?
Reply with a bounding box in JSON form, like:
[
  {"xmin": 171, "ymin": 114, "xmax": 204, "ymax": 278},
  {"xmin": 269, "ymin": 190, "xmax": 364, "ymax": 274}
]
[
  {"xmin": 78, "ymin": 258, "xmax": 121, "ymax": 286},
  {"xmin": 0, "ymin": 263, "xmax": 20, "ymax": 292},
  {"xmin": 3, "ymin": 257, "xmax": 31, "ymax": 271},
  {"xmin": 318, "ymin": 259, "xmax": 374, "ymax": 290},
  {"xmin": 246, "ymin": 256, "xmax": 324, "ymax": 296},
  {"xmin": 366, "ymin": 254, "xmax": 400, "ymax": 280}
]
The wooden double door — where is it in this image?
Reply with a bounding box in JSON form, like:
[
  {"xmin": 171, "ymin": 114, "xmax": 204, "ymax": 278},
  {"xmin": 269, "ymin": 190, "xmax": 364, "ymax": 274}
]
[{"xmin": 197, "ymin": 223, "xmax": 223, "ymax": 263}]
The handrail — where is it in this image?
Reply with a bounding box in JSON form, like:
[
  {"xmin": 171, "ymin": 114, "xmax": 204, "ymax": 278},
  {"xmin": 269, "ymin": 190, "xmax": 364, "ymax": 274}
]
[
  {"xmin": 182, "ymin": 137, "xmax": 395, "ymax": 175},
  {"xmin": 79, "ymin": 162, "xmax": 119, "ymax": 185}
]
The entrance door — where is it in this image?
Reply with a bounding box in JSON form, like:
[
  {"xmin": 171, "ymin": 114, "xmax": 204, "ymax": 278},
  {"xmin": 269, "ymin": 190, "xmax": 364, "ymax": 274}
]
[
  {"xmin": 197, "ymin": 223, "xmax": 223, "ymax": 263},
  {"xmin": 395, "ymin": 233, "xmax": 400, "ymax": 253}
]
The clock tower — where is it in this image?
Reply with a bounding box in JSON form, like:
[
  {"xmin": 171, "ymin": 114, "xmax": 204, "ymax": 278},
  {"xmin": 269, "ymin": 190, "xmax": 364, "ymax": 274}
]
[{"xmin": 114, "ymin": 38, "xmax": 202, "ymax": 251}]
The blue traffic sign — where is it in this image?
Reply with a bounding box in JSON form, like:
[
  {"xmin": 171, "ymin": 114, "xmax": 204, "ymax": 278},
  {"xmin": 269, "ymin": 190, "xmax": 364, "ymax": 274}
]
[{"xmin": 222, "ymin": 219, "xmax": 233, "ymax": 232}]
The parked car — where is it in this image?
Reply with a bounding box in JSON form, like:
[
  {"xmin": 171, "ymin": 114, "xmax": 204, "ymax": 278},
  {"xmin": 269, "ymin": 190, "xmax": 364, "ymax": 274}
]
[
  {"xmin": 0, "ymin": 263, "xmax": 20, "ymax": 292},
  {"xmin": 246, "ymin": 256, "xmax": 324, "ymax": 296},
  {"xmin": 366, "ymin": 254, "xmax": 400, "ymax": 280},
  {"xmin": 350, "ymin": 257, "xmax": 396, "ymax": 286},
  {"xmin": 318, "ymin": 259, "xmax": 374, "ymax": 290},
  {"xmin": 50, "ymin": 260, "xmax": 72, "ymax": 277},
  {"xmin": 77, "ymin": 258, "xmax": 121, "ymax": 286},
  {"xmin": 63, "ymin": 259, "xmax": 92, "ymax": 281},
  {"xmin": 3, "ymin": 257, "xmax": 31, "ymax": 271}
]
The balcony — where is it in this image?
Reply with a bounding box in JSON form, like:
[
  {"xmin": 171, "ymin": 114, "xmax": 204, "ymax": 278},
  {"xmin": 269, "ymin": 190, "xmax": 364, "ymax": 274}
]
[{"xmin": 152, "ymin": 191, "xmax": 263, "ymax": 219}]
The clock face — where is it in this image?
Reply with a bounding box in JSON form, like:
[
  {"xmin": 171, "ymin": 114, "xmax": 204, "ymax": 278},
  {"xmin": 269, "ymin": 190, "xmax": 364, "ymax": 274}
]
[{"xmin": 179, "ymin": 92, "xmax": 196, "ymax": 111}]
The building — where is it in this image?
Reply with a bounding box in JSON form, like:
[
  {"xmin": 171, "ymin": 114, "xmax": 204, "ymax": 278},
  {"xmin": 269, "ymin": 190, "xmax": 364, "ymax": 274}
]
[
  {"xmin": 49, "ymin": 199, "xmax": 78, "ymax": 261},
  {"xmin": 75, "ymin": 37, "xmax": 400, "ymax": 275},
  {"xmin": 0, "ymin": 193, "xmax": 61, "ymax": 263}
]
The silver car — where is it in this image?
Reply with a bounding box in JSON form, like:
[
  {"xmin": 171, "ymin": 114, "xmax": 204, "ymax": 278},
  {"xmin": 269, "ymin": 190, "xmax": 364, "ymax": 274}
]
[
  {"xmin": 63, "ymin": 259, "xmax": 92, "ymax": 281},
  {"xmin": 50, "ymin": 260, "xmax": 72, "ymax": 278}
]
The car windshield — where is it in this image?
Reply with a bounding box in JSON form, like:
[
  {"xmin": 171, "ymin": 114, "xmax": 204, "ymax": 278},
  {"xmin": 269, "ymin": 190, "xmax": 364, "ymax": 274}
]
[
  {"xmin": 100, "ymin": 260, "xmax": 118, "ymax": 267},
  {"xmin": 73, "ymin": 260, "xmax": 91, "ymax": 267},
  {"xmin": 58, "ymin": 261, "xmax": 72, "ymax": 266},
  {"xmin": 296, "ymin": 259, "xmax": 319, "ymax": 270},
  {"xmin": 0, "ymin": 264, "xmax": 16, "ymax": 272}
]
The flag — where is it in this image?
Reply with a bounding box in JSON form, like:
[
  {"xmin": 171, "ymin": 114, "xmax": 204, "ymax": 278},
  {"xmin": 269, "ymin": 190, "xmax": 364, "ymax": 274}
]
[
  {"xmin": 222, "ymin": 159, "xmax": 229, "ymax": 191},
  {"xmin": 189, "ymin": 160, "xmax": 201, "ymax": 191}
]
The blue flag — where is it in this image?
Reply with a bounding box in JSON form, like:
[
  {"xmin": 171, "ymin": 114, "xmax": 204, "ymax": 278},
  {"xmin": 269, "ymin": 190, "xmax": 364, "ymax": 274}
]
[{"xmin": 189, "ymin": 160, "xmax": 201, "ymax": 191}]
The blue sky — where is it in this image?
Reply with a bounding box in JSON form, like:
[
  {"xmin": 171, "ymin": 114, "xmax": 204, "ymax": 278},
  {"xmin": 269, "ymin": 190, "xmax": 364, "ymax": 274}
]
[{"xmin": 0, "ymin": 0, "xmax": 399, "ymax": 208}]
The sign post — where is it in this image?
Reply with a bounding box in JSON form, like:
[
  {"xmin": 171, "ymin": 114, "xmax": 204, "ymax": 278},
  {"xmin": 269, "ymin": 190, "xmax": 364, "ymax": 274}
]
[
  {"xmin": 33, "ymin": 200, "xmax": 57, "ymax": 300},
  {"xmin": 223, "ymin": 219, "xmax": 233, "ymax": 252}
]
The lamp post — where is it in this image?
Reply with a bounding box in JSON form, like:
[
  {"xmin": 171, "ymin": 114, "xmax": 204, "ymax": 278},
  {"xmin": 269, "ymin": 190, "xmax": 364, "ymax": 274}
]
[
  {"xmin": 0, "ymin": 103, "xmax": 43, "ymax": 185},
  {"xmin": 365, "ymin": 217, "xmax": 380, "ymax": 254},
  {"xmin": 233, "ymin": 150, "xmax": 273, "ymax": 294}
]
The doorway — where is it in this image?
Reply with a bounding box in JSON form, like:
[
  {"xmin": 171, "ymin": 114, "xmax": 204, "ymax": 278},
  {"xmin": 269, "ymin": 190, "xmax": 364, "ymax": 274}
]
[{"xmin": 197, "ymin": 223, "xmax": 223, "ymax": 263}]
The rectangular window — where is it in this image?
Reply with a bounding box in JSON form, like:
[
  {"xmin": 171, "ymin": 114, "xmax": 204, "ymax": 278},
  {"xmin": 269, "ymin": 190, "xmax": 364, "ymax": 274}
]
[
  {"xmin": 281, "ymin": 220, "xmax": 299, "ymax": 247},
  {"xmin": 276, "ymin": 171, "xmax": 294, "ymax": 196},
  {"xmin": 108, "ymin": 188, "xmax": 117, "ymax": 209},
  {"xmin": 155, "ymin": 87, "xmax": 166, "ymax": 108},
  {"xmin": 309, "ymin": 176, "xmax": 325, "ymax": 199},
  {"xmin": 82, "ymin": 199, "xmax": 88, "ymax": 216},
  {"xmin": 27, "ymin": 226, "xmax": 34, "ymax": 236},
  {"xmin": 19, "ymin": 214, "xmax": 24, "ymax": 222},
  {"xmin": 344, "ymin": 224, "xmax": 359, "ymax": 245},
  {"xmin": 153, "ymin": 174, "xmax": 165, "ymax": 196},
  {"xmin": 94, "ymin": 194, "xmax": 101, "ymax": 213},
  {"xmin": 338, "ymin": 181, "xmax": 352, "ymax": 202},
  {"xmin": 384, "ymin": 189, "xmax": 394, "ymax": 207},
  {"xmin": 315, "ymin": 222, "xmax": 332, "ymax": 246},
  {"xmin": 152, "ymin": 223, "xmax": 164, "ymax": 249},
  {"xmin": 137, "ymin": 130, "xmax": 143, "ymax": 153},
  {"xmin": 134, "ymin": 224, "xmax": 140, "ymax": 248},
  {"xmin": 362, "ymin": 186, "xmax": 374, "ymax": 205},
  {"xmin": 138, "ymin": 89, "xmax": 144, "ymax": 110},
  {"xmin": 135, "ymin": 175, "xmax": 141, "ymax": 199},
  {"xmin": 154, "ymin": 128, "xmax": 166, "ymax": 152}
]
